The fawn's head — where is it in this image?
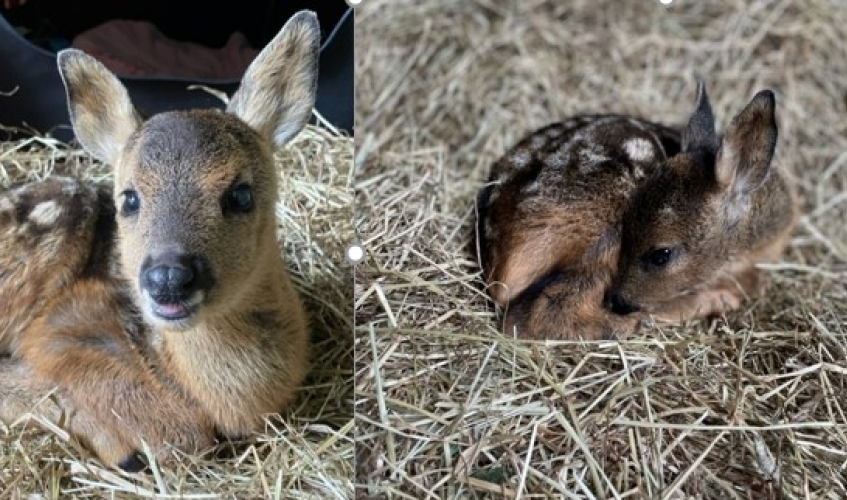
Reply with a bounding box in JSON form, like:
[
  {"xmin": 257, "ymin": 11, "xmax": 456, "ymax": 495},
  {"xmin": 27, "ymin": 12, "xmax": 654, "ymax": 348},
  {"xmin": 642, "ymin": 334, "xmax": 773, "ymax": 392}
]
[
  {"xmin": 58, "ymin": 11, "xmax": 319, "ymax": 329},
  {"xmin": 607, "ymin": 84, "xmax": 779, "ymax": 315},
  {"xmin": 505, "ymin": 228, "xmax": 640, "ymax": 340}
]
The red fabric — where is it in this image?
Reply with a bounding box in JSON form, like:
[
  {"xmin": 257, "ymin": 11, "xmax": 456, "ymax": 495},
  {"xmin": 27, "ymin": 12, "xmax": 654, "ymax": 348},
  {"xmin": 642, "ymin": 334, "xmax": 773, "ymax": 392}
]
[
  {"xmin": 2, "ymin": 0, "xmax": 28, "ymax": 8},
  {"xmin": 72, "ymin": 20, "xmax": 259, "ymax": 79}
]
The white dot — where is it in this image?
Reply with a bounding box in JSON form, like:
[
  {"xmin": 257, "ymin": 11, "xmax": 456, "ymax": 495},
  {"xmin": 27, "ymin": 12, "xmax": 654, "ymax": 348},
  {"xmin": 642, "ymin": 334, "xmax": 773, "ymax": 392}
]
[
  {"xmin": 623, "ymin": 138, "xmax": 655, "ymax": 162},
  {"xmin": 29, "ymin": 200, "xmax": 62, "ymax": 225},
  {"xmin": 660, "ymin": 0, "xmax": 673, "ymax": 4},
  {"xmin": 347, "ymin": 244, "xmax": 364, "ymax": 263},
  {"xmin": 348, "ymin": 0, "xmax": 361, "ymax": 5}
]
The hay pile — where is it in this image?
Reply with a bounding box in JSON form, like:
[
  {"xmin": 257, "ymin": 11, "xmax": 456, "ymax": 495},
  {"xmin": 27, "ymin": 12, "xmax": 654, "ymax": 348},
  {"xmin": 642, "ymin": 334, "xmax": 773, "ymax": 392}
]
[
  {"xmin": 355, "ymin": 0, "xmax": 847, "ymax": 498},
  {"xmin": 0, "ymin": 123, "xmax": 354, "ymax": 498}
]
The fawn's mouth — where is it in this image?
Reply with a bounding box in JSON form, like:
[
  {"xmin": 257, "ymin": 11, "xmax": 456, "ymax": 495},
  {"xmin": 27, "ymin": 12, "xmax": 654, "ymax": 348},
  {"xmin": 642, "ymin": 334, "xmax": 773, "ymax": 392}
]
[
  {"xmin": 147, "ymin": 291, "xmax": 205, "ymax": 322},
  {"xmin": 604, "ymin": 292, "xmax": 642, "ymax": 316}
]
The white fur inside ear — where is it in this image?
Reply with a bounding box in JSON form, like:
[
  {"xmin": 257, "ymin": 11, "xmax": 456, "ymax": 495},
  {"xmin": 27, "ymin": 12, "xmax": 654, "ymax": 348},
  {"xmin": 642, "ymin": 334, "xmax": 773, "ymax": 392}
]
[
  {"xmin": 58, "ymin": 50, "xmax": 141, "ymax": 165},
  {"xmin": 723, "ymin": 195, "xmax": 751, "ymax": 226},
  {"xmin": 624, "ymin": 138, "xmax": 655, "ymax": 162},
  {"xmin": 226, "ymin": 11, "xmax": 319, "ymax": 148}
]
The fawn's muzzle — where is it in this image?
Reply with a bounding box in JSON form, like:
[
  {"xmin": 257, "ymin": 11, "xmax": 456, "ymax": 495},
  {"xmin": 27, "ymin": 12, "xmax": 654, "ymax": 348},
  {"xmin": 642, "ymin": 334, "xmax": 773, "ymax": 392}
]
[
  {"xmin": 140, "ymin": 251, "xmax": 214, "ymax": 319},
  {"xmin": 605, "ymin": 292, "xmax": 641, "ymax": 316}
]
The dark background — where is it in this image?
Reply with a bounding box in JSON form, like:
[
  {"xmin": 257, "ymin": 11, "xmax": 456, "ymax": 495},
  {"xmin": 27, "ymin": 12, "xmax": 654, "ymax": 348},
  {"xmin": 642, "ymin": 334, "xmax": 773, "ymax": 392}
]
[{"xmin": 0, "ymin": 0, "xmax": 353, "ymax": 139}]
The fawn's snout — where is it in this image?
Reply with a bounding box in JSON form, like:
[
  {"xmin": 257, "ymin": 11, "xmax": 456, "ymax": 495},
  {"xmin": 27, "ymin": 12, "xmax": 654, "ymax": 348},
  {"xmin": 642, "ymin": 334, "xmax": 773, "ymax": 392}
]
[
  {"xmin": 604, "ymin": 292, "xmax": 641, "ymax": 316},
  {"xmin": 140, "ymin": 250, "xmax": 214, "ymax": 320}
]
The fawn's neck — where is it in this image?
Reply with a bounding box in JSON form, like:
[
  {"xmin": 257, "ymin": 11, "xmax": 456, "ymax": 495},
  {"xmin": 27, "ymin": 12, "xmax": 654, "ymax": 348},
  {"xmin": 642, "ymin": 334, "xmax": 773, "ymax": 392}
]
[
  {"xmin": 151, "ymin": 240, "xmax": 309, "ymax": 434},
  {"xmin": 732, "ymin": 170, "xmax": 797, "ymax": 254}
]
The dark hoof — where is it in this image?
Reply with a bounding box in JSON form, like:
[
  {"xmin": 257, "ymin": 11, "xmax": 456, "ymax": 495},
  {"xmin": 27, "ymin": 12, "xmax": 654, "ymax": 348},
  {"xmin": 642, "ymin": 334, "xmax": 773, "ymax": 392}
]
[{"xmin": 117, "ymin": 452, "xmax": 148, "ymax": 473}]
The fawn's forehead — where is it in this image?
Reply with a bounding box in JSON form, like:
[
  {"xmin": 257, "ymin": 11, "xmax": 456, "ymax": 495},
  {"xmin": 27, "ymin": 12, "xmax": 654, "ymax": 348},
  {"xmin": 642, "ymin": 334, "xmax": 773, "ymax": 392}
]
[
  {"xmin": 120, "ymin": 110, "xmax": 263, "ymax": 190},
  {"xmin": 628, "ymin": 162, "xmax": 711, "ymax": 231}
]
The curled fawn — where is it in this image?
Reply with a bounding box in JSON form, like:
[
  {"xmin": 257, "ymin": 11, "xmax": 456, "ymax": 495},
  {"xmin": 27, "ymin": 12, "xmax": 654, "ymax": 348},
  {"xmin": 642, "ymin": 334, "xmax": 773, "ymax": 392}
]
[
  {"xmin": 0, "ymin": 11, "xmax": 318, "ymax": 470},
  {"xmin": 477, "ymin": 84, "xmax": 797, "ymax": 340}
]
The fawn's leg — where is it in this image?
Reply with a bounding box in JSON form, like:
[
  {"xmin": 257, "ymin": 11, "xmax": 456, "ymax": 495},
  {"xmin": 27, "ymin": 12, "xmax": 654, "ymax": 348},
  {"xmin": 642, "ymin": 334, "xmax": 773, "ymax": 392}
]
[
  {"xmin": 0, "ymin": 177, "xmax": 103, "ymax": 354},
  {"xmin": 0, "ymin": 357, "xmax": 138, "ymax": 461},
  {"xmin": 14, "ymin": 279, "xmax": 216, "ymax": 469},
  {"xmin": 0, "ymin": 357, "xmax": 62, "ymax": 425},
  {"xmin": 652, "ymin": 265, "xmax": 762, "ymax": 323}
]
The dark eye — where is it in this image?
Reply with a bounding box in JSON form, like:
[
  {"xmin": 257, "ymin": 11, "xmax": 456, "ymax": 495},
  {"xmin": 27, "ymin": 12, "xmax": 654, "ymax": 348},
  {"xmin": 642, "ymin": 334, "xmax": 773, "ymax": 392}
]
[
  {"xmin": 223, "ymin": 184, "xmax": 254, "ymax": 214},
  {"xmin": 121, "ymin": 190, "xmax": 140, "ymax": 216},
  {"xmin": 643, "ymin": 247, "xmax": 676, "ymax": 269}
]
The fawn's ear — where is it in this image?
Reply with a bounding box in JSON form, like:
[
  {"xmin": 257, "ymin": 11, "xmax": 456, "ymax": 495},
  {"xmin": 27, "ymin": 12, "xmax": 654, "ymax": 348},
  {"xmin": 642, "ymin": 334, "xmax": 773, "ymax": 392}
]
[
  {"xmin": 57, "ymin": 49, "xmax": 142, "ymax": 165},
  {"xmin": 715, "ymin": 90, "xmax": 778, "ymax": 198},
  {"xmin": 227, "ymin": 10, "xmax": 320, "ymax": 148},
  {"xmin": 682, "ymin": 82, "xmax": 719, "ymax": 154}
]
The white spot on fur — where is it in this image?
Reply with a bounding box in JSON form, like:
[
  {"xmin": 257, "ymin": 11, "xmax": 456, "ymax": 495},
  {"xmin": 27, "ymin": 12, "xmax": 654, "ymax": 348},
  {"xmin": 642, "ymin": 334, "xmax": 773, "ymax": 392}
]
[
  {"xmin": 59, "ymin": 177, "xmax": 81, "ymax": 195},
  {"xmin": 578, "ymin": 148, "xmax": 610, "ymax": 172},
  {"xmin": 523, "ymin": 180, "xmax": 541, "ymax": 194},
  {"xmin": 544, "ymin": 151, "xmax": 566, "ymax": 169},
  {"xmin": 508, "ymin": 150, "xmax": 531, "ymax": 169},
  {"xmin": 660, "ymin": 205, "xmax": 676, "ymax": 216},
  {"xmin": 29, "ymin": 201, "xmax": 62, "ymax": 225},
  {"xmin": 624, "ymin": 138, "xmax": 655, "ymax": 162},
  {"xmin": 530, "ymin": 135, "xmax": 547, "ymax": 150},
  {"xmin": 0, "ymin": 197, "xmax": 13, "ymax": 213}
]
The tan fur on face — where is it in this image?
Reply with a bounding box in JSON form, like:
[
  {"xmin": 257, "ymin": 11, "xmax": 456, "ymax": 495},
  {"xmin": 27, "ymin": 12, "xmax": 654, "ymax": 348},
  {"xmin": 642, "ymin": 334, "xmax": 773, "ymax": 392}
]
[
  {"xmin": 114, "ymin": 111, "xmax": 279, "ymax": 326},
  {"xmin": 0, "ymin": 10, "xmax": 319, "ymax": 470}
]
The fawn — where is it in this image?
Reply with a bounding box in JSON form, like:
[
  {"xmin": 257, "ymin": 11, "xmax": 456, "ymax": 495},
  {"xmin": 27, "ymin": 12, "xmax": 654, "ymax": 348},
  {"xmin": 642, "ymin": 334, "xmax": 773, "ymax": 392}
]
[
  {"xmin": 477, "ymin": 84, "xmax": 796, "ymax": 340},
  {"xmin": 0, "ymin": 11, "xmax": 318, "ymax": 470}
]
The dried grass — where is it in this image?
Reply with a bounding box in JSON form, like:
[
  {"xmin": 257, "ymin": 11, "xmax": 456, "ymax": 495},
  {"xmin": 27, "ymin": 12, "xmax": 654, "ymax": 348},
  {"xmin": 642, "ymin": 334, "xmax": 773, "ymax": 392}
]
[
  {"xmin": 354, "ymin": 0, "xmax": 847, "ymax": 498},
  {"xmin": 0, "ymin": 122, "xmax": 354, "ymax": 498}
]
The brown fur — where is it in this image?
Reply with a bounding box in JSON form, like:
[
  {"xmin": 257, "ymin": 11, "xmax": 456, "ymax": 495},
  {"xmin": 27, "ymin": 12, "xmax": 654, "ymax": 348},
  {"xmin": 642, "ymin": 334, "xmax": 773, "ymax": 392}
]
[
  {"xmin": 478, "ymin": 85, "xmax": 797, "ymax": 339},
  {"xmin": 611, "ymin": 87, "xmax": 798, "ymax": 322},
  {"xmin": 477, "ymin": 115, "xmax": 680, "ymax": 340},
  {"xmin": 502, "ymin": 229, "xmax": 639, "ymax": 340},
  {"xmin": 0, "ymin": 10, "xmax": 319, "ymax": 470}
]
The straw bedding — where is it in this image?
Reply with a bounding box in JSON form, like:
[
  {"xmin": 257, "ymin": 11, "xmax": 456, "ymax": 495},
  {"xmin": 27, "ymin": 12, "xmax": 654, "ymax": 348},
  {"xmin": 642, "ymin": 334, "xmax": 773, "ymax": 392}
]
[
  {"xmin": 0, "ymin": 123, "xmax": 354, "ymax": 498},
  {"xmin": 354, "ymin": 0, "xmax": 847, "ymax": 498}
]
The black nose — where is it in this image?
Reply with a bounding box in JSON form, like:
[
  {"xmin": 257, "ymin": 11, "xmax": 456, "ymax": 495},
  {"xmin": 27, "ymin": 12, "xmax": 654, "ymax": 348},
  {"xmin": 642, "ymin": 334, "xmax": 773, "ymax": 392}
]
[
  {"xmin": 605, "ymin": 292, "xmax": 640, "ymax": 316},
  {"xmin": 147, "ymin": 262, "xmax": 194, "ymax": 290},
  {"xmin": 141, "ymin": 252, "xmax": 213, "ymax": 303}
]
